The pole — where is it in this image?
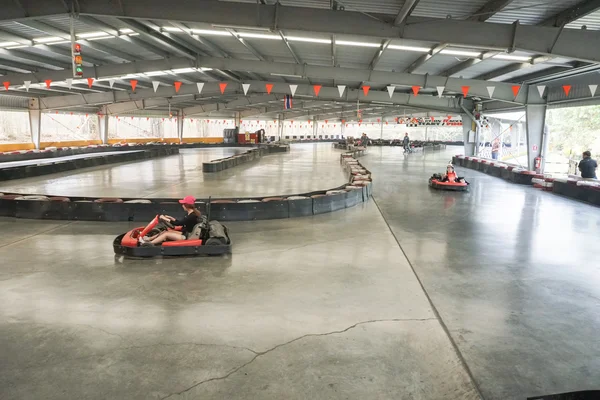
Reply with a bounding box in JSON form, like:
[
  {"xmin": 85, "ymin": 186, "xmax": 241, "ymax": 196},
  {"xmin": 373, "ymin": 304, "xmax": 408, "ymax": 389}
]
[{"xmin": 380, "ymin": 117, "xmax": 384, "ymax": 139}]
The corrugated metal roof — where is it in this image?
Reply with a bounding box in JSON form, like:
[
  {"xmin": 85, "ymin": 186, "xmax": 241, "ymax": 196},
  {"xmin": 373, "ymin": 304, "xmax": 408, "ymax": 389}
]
[
  {"xmin": 566, "ymin": 9, "xmax": 600, "ymax": 30},
  {"xmin": 411, "ymin": 0, "xmax": 489, "ymax": 20},
  {"xmin": 495, "ymin": 63, "xmax": 565, "ymax": 81},
  {"xmin": 452, "ymin": 59, "xmax": 512, "ymax": 78},
  {"xmin": 336, "ymin": 45, "xmax": 378, "ymax": 67},
  {"xmin": 413, "ymin": 54, "xmax": 463, "ymax": 75},
  {"xmin": 487, "ymin": 0, "xmax": 582, "ymax": 25},
  {"xmin": 0, "ymin": 95, "xmax": 29, "ymax": 109},
  {"xmin": 286, "ymin": 42, "xmax": 332, "ymax": 65},
  {"xmin": 375, "ymin": 50, "xmax": 424, "ymax": 72},
  {"xmin": 242, "ymin": 38, "xmax": 293, "ymax": 60}
]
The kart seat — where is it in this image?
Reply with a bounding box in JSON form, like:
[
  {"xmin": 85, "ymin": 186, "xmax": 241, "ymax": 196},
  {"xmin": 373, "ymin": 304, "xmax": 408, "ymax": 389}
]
[{"xmin": 187, "ymin": 223, "xmax": 204, "ymax": 240}]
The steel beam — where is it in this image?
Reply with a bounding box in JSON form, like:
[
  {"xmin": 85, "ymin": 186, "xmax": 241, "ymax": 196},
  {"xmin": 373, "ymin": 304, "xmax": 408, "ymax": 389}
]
[
  {"xmin": 394, "ymin": 0, "xmax": 421, "ymax": 26},
  {"xmin": 79, "ymin": 39, "xmax": 138, "ymax": 62},
  {"xmin": 7, "ymin": 0, "xmax": 596, "ymax": 63},
  {"xmin": 0, "ymin": 55, "xmax": 528, "ymax": 103},
  {"xmin": 440, "ymin": 51, "xmax": 498, "ymax": 77},
  {"xmin": 467, "ymin": 0, "xmax": 515, "ymax": 22},
  {"xmin": 226, "ymin": 29, "xmax": 268, "ymax": 61},
  {"xmin": 539, "ymin": 0, "xmax": 600, "ymax": 27},
  {"xmin": 279, "ymin": 31, "xmax": 302, "ymax": 65},
  {"xmin": 476, "ymin": 56, "xmax": 551, "ymax": 80},
  {"xmin": 36, "ymin": 81, "xmax": 463, "ymax": 114},
  {"xmin": 370, "ymin": 39, "xmax": 391, "ymax": 70},
  {"xmin": 0, "ymin": 28, "xmax": 33, "ymax": 46},
  {"xmin": 405, "ymin": 43, "xmax": 447, "ymax": 73},
  {"xmin": 0, "ymin": 48, "xmax": 71, "ymax": 69}
]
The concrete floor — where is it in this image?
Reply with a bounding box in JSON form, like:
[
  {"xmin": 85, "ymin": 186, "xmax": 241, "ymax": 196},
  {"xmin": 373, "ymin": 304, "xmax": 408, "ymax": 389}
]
[
  {"xmin": 0, "ymin": 144, "xmax": 347, "ymax": 198},
  {"xmin": 1, "ymin": 144, "xmax": 599, "ymax": 399}
]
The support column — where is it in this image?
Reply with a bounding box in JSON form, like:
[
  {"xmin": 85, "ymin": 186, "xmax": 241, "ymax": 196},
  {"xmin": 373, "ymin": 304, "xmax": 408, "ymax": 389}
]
[
  {"xmin": 277, "ymin": 114, "xmax": 283, "ymax": 140},
  {"xmin": 28, "ymin": 98, "xmax": 41, "ymax": 150},
  {"xmin": 98, "ymin": 106, "xmax": 108, "ymax": 144},
  {"xmin": 525, "ymin": 103, "xmax": 548, "ymax": 171},
  {"xmin": 341, "ymin": 120, "xmax": 345, "ymax": 138},
  {"xmin": 460, "ymin": 114, "xmax": 475, "ymax": 156},
  {"xmin": 177, "ymin": 110, "xmax": 184, "ymax": 143},
  {"xmin": 313, "ymin": 118, "xmax": 318, "ymax": 138},
  {"xmin": 234, "ymin": 112, "xmax": 241, "ymax": 129},
  {"xmin": 380, "ymin": 117, "xmax": 384, "ymax": 139}
]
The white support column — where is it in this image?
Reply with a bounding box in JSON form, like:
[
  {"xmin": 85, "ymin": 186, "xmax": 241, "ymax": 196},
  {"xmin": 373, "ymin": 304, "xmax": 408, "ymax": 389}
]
[
  {"xmin": 277, "ymin": 114, "xmax": 283, "ymax": 140},
  {"xmin": 525, "ymin": 103, "xmax": 548, "ymax": 171},
  {"xmin": 177, "ymin": 109, "xmax": 184, "ymax": 142},
  {"xmin": 313, "ymin": 118, "xmax": 318, "ymax": 138},
  {"xmin": 98, "ymin": 106, "xmax": 109, "ymax": 144},
  {"xmin": 380, "ymin": 117, "xmax": 384, "ymax": 139},
  {"xmin": 461, "ymin": 114, "xmax": 475, "ymax": 156},
  {"xmin": 341, "ymin": 120, "xmax": 345, "ymax": 138},
  {"xmin": 28, "ymin": 98, "xmax": 41, "ymax": 150},
  {"xmin": 234, "ymin": 112, "xmax": 241, "ymax": 129}
]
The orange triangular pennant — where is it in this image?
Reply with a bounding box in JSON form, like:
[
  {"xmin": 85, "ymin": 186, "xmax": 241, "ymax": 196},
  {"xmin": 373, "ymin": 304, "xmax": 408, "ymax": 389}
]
[
  {"xmin": 2, "ymin": 81, "xmax": 9, "ymax": 91},
  {"xmin": 219, "ymin": 82, "xmax": 228, "ymax": 94},
  {"xmin": 265, "ymin": 83, "xmax": 273, "ymax": 94},
  {"xmin": 174, "ymin": 81, "xmax": 182, "ymax": 93},
  {"xmin": 313, "ymin": 85, "xmax": 322, "ymax": 97},
  {"xmin": 362, "ymin": 86, "xmax": 370, "ymax": 96},
  {"xmin": 87, "ymin": 78, "xmax": 94, "ymax": 88},
  {"xmin": 461, "ymin": 86, "xmax": 470, "ymax": 97},
  {"xmin": 511, "ymin": 85, "xmax": 520, "ymax": 97},
  {"xmin": 562, "ymin": 85, "xmax": 571, "ymax": 96},
  {"xmin": 412, "ymin": 86, "xmax": 420, "ymax": 96},
  {"xmin": 130, "ymin": 79, "xmax": 138, "ymax": 91},
  {"xmin": 45, "ymin": 79, "xmax": 52, "ymax": 89}
]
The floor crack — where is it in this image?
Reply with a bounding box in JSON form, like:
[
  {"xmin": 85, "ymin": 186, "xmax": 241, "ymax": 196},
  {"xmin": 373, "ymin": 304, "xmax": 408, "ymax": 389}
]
[{"xmin": 160, "ymin": 317, "xmax": 436, "ymax": 399}]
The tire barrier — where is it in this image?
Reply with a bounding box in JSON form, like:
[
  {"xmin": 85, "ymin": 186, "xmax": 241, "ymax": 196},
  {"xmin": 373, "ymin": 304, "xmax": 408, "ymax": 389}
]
[
  {"xmin": 0, "ymin": 149, "xmax": 372, "ymax": 221},
  {"xmin": 452, "ymin": 155, "xmax": 600, "ymax": 207},
  {"xmin": 202, "ymin": 144, "xmax": 290, "ymax": 173},
  {"xmin": 0, "ymin": 147, "xmax": 179, "ymax": 181}
]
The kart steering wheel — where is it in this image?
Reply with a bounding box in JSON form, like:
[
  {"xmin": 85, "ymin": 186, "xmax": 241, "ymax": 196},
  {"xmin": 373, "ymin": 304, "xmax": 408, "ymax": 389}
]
[{"xmin": 161, "ymin": 216, "xmax": 175, "ymax": 229}]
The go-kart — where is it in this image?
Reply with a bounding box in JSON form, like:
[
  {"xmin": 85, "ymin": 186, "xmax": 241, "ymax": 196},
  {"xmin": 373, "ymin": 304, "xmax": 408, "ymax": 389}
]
[
  {"xmin": 113, "ymin": 212, "xmax": 232, "ymax": 258},
  {"xmin": 429, "ymin": 173, "xmax": 469, "ymax": 192}
]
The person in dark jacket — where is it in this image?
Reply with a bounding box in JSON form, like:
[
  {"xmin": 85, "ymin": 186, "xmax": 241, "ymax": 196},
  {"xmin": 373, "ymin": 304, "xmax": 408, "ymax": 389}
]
[
  {"xmin": 402, "ymin": 133, "xmax": 411, "ymax": 153},
  {"xmin": 578, "ymin": 151, "xmax": 598, "ymax": 179},
  {"xmin": 360, "ymin": 133, "xmax": 369, "ymax": 147},
  {"xmin": 141, "ymin": 196, "xmax": 201, "ymax": 245}
]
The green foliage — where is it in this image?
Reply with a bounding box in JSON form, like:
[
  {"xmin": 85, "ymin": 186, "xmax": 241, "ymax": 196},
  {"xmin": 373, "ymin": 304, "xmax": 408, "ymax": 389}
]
[{"xmin": 546, "ymin": 105, "xmax": 600, "ymax": 158}]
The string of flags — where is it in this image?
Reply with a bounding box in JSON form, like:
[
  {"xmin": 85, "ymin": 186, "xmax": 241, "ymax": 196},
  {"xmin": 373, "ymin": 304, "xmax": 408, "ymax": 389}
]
[{"xmin": 2, "ymin": 79, "xmax": 597, "ymax": 102}]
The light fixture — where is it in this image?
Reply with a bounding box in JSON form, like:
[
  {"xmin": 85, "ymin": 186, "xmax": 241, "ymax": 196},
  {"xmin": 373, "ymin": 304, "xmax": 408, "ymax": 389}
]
[
  {"xmin": 440, "ymin": 49, "xmax": 481, "ymax": 57},
  {"xmin": 387, "ymin": 45, "xmax": 430, "ymax": 52},
  {"xmin": 0, "ymin": 41, "xmax": 19, "ymax": 47},
  {"xmin": 190, "ymin": 28, "xmax": 231, "ymax": 36},
  {"xmin": 285, "ymin": 36, "xmax": 331, "ymax": 44},
  {"xmin": 161, "ymin": 27, "xmax": 182, "ymax": 32},
  {"xmin": 238, "ymin": 32, "xmax": 281, "ymax": 40},
  {"xmin": 212, "ymin": 24, "xmax": 271, "ymax": 32},
  {"xmin": 88, "ymin": 36, "xmax": 114, "ymax": 41},
  {"xmin": 171, "ymin": 67, "xmax": 197, "ymax": 73},
  {"xmin": 271, "ymin": 73, "xmax": 303, "ymax": 78},
  {"xmin": 6, "ymin": 44, "xmax": 29, "ymax": 49},
  {"xmin": 493, "ymin": 54, "xmax": 531, "ymax": 62},
  {"xmin": 33, "ymin": 36, "xmax": 63, "ymax": 43},
  {"xmin": 336, "ymin": 40, "xmax": 380, "ymax": 48},
  {"xmin": 145, "ymin": 71, "xmax": 169, "ymax": 76},
  {"xmin": 37, "ymin": 40, "xmax": 71, "ymax": 46},
  {"xmin": 77, "ymin": 31, "xmax": 111, "ymax": 39},
  {"xmin": 119, "ymin": 28, "xmax": 134, "ymax": 34}
]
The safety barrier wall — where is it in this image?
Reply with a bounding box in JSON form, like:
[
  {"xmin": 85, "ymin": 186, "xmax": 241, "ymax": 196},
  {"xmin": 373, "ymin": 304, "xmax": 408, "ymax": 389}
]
[
  {"xmin": 202, "ymin": 145, "xmax": 289, "ymax": 172},
  {"xmin": 0, "ymin": 147, "xmax": 180, "ymax": 181},
  {"xmin": 452, "ymin": 155, "xmax": 600, "ymax": 206},
  {"xmin": 0, "ymin": 147, "xmax": 373, "ymax": 221}
]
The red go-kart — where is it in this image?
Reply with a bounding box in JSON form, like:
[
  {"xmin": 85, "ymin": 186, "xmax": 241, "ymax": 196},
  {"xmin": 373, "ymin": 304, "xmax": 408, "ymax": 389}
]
[
  {"xmin": 428, "ymin": 174, "xmax": 469, "ymax": 192},
  {"xmin": 113, "ymin": 215, "xmax": 231, "ymax": 258}
]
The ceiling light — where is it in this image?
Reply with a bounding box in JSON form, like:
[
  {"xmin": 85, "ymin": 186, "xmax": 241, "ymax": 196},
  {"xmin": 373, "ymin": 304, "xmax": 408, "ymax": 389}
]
[
  {"xmin": 171, "ymin": 67, "xmax": 197, "ymax": 73},
  {"xmin": 119, "ymin": 28, "xmax": 134, "ymax": 34},
  {"xmin": 145, "ymin": 71, "xmax": 169, "ymax": 76},
  {"xmin": 212, "ymin": 24, "xmax": 271, "ymax": 32},
  {"xmin": 38, "ymin": 40, "xmax": 71, "ymax": 45},
  {"xmin": 336, "ymin": 40, "xmax": 380, "ymax": 48},
  {"xmin": 128, "ymin": 33, "xmax": 140, "ymax": 36},
  {"xmin": 6, "ymin": 44, "xmax": 29, "ymax": 49},
  {"xmin": 271, "ymin": 73, "xmax": 303, "ymax": 78},
  {"xmin": 200, "ymin": 67, "xmax": 213, "ymax": 71},
  {"xmin": 238, "ymin": 32, "xmax": 281, "ymax": 40},
  {"xmin": 88, "ymin": 36, "xmax": 114, "ymax": 41},
  {"xmin": 387, "ymin": 45, "xmax": 430, "ymax": 52},
  {"xmin": 493, "ymin": 54, "xmax": 531, "ymax": 62},
  {"xmin": 162, "ymin": 27, "xmax": 182, "ymax": 32},
  {"xmin": 441, "ymin": 49, "xmax": 481, "ymax": 57},
  {"xmin": 286, "ymin": 36, "xmax": 331, "ymax": 44},
  {"xmin": 78, "ymin": 31, "xmax": 110, "ymax": 39},
  {"xmin": 190, "ymin": 29, "xmax": 231, "ymax": 36},
  {"xmin": 0, "ymin": 41, "xmax": 19, "ymax": 47},
  {"xmin": 33, "ymin": 36, "xmax": 63, "ymax": 43}
]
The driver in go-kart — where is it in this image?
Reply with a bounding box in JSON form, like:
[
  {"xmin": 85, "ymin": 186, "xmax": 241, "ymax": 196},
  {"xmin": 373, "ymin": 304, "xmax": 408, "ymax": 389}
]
[
  {"xmin": 140, "ymin": 196, "xmax": 201, "ymax": 246},
  {"xmin": 441, "ymin": 164, "xmax": 467, "ymax": 183}
]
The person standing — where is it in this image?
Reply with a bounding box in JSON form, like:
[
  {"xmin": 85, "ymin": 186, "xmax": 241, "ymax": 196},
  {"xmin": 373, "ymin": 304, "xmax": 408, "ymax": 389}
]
[
  {"xmin": 360, "ymin": 133, "xmax": 369, "ymax": 147},
  {"xmin": 402, "ymin": 133, "xmax": 410, "ymax": 153},
  {"xmin": 491, "ymin": 138, "xmax": 500, "ymax": 160},
  {"xmin": 578, "ymin": 151, "xmax": 598, "ymax": 179}
]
